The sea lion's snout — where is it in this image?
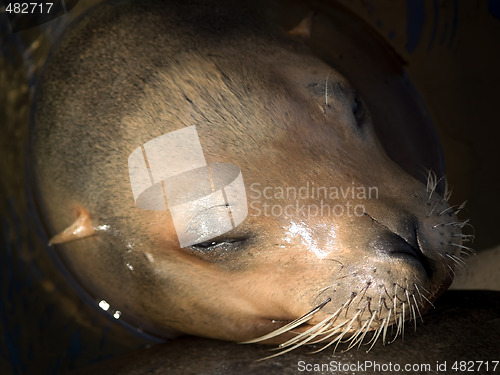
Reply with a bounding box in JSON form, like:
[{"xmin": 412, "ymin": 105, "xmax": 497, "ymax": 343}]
[{"xmin": 371, "ymin": 229, "xmax": 432, "ymax": 278}]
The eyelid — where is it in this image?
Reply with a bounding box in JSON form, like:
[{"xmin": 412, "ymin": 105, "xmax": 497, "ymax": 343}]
[
  {"xmin": 190, "ymin": 236, "xmax": 248, "ymax": 251},
  {"xmin": 191, "ymin": 241, "xmax": 219, "ymax": 249},
  {"xmin": 352, "ymin": 96, "xmax": 360, "ymax": 114},
  {"xmin": 352, "ymin": 93, "xmax": 367, "ymax": 126}
]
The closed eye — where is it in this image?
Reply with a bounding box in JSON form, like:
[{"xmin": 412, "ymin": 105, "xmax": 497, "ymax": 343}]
[
  {"xmin": 189, "ymin": 237, "xmax": 247, "ymax": 252},
  {"xmin": 352, "ymin": 92, "xmax": 366, "ymax": 127},
  {"xmin": 191, "ymin": 241, "xmax": 219, "ymax": 249}
]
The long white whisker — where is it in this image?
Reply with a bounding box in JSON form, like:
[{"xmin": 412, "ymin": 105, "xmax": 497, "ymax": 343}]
[
  {"xmin": 240, "ymin": 298, "xmax": 331, "ymax": 344},
  {"xmin": 278, "ymin": 315, "xmax": 332, "ymax": 349},
  {"xmin": 382, "ymin": 309, "xmax": 391, "ymax": 344},
  {"xmin": 366, "ymin": 318, "xmax": 385, "ymax": 351},
  {"xmin": 349, "ymin": 312, "xmax": 377, "ymax": 350}
]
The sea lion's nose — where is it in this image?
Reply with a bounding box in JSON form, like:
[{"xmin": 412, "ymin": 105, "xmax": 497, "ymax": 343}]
[{"xmin": 371, "ymin": 230, "xmax": 432, "ymax": 277}]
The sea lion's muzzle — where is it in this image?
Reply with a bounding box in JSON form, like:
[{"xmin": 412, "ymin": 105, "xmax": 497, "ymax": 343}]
[{"xmin": 370, "ymin": 229, "xmax": 433, "ymax": 278}]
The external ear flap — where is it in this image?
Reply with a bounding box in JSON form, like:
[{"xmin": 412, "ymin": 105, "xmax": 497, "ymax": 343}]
[
  {"xmin": 287, "ymin": 12, "xmax": 315, "ymax": 39},
  {"xmin": 49, "ymin": 209, "xmax": 95, "ymax": 245}
]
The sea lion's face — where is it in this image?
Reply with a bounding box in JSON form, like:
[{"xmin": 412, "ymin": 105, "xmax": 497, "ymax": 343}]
[{"xmin": 33, "ymin": 21, "xmax": 465, "ymax": 350}]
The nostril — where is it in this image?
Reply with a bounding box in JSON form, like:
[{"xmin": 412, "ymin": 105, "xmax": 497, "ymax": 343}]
[
  {"xmin": 389, "ymin": 236, "xmax": 420, "ymax": 259},
  {"xmin": 372, "ymin": 230, "xmax": 433, "ymax": 277}
]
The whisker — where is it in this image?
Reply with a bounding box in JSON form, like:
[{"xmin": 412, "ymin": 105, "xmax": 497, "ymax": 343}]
[
  {"xmin": 345, "ymin": 312, "xmax": 369, "ymax": 350},
  {"xmin": 443, "ymin": 178, "xmax": 451, "ymax": 201},
  {"xmin": 452, "ymin": 201, "xmax": 467, "ymax": 215},
  {"xmin": 307, "ymin": 328, "xmax": 345, "ymax": 354},
  {"xmin": 455, "ymin": 233, "xmax": 474, "ymax": 243},
  {"xmin": 256, "ymin": 335, "xmax": 316, "ymax": 361},
  {"xmin": 454, "ymin": 220, "xmax": 470, "ymax": 229},
  {"xmin": 413, "ymin": 283, "xmax": 425, "ymax": 305},
  {"xmin": 438, "ymin": 201, "xmax": 467, "ymax": 217},
  {"xmin": 401, "ymin": 302, "xmax": 405, "ymax": 340},
  {"xmin": 389, "ymin": 307, "xmax": 403, "ymax": 344},
  {"xmin": 259, "ymin": 320, "xmax": 334, "ymax": 360},
  {"xmin": 428, "ymin": 175, "xmax": 445, "ymax": 201},
  {"xmin": 432, "ymin": 219, "xmax": 469, "ymax": 228},
  {"xmin": 382, "ymin": 309, "xmax": 391, "ymax": 344},
  {"xmin": 366, "ymin": 318, "xmax": 385, "ymax": 351},
  {"xmin": 240, "ymin": 298, "xmax": 331, "ymax": 344},
  {"xmin": 443, "ymin": 187, "xmax": 453, "ymax": 202},
  {"xmin": 307, "ymin": 309, "xmax": 358, "ymax": 353},
  {"xmin": 446, "ymin": 263, "xmax": 456, "ymax": 278},
  {"xmin": 278, "ymin": 315, "xmax": 333, "ymax": 349},
  {"xmin": 306, "ymin": 304, "xmax": 346, "ymax": 342},
  {"xmin": 307, "ymin": 322, "xmax": 347, "ymax": 350},
  {"xmin": 330, "ymin": 309, "xmax": 362, "ymax": 352},
  {"xmin": 412, "ymin": 294, "xmax": 424, "ymax": 322},
  {"xmin": 446, "ymin": 253, "xmax": 467, "ymax": 267},
  {"xmin": 426, "ymin": 170, "xmax": 437, "ymax": 193},
  {"xmin": 418, "ymin": 292, "xmax": 435, "ymax": 309},
  {"xmin": 428, "ymin": 203, "xmax": 439, "ymax": 217},
  {"xmin": 411, "ymin": 305, "xmax": 417, "ymax": 332},
  {"xmin": 348, "ymin": 312, "xmax": 376, "ymax": 350},
  {"xmin": 450, "ymin": 243, "xmax": 475, "ymax": 254}
]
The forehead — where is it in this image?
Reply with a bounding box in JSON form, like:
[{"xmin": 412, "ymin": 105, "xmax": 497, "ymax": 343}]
[{"xmin": 123, "ymin": 41, "xmax": 355, "ymax": 146}]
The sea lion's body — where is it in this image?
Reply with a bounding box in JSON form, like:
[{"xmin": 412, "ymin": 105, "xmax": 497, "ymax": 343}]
[{"xmin": 31, "ymin": 0, "xmax": 466, "ymax": 349}]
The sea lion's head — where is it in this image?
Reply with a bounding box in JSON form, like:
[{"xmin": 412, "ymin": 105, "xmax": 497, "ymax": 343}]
[{"xmin": 31, "ymin": 0, "xmax": 469, "ymax": 353}]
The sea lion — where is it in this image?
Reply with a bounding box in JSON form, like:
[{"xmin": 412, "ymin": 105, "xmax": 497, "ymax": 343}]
[{"xmin": 30, "ymin": 0, "xmax": 469, "ymax": 354}]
